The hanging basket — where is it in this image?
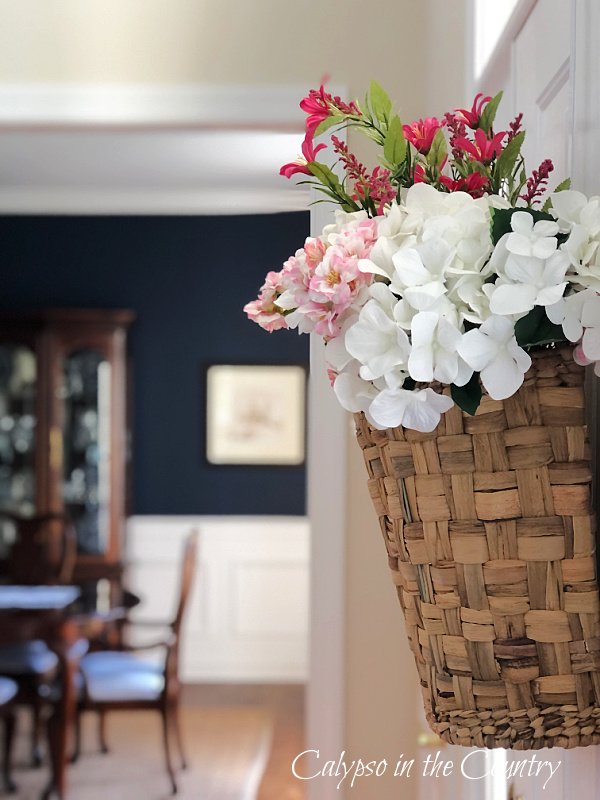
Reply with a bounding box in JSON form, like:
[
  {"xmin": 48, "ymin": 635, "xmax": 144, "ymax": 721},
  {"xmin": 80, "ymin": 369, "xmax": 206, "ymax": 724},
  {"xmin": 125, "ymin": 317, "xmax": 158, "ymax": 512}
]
[{"xmin": 354, "ymin": 345, "xmax": 600, "ymax": 750}]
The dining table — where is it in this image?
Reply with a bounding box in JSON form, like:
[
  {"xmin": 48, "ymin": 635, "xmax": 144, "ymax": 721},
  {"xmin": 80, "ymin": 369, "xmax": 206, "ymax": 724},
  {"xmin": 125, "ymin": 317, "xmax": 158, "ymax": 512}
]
[{"xmin": 0, "ymin": 585, "xmax": 82, "ymax": 800}]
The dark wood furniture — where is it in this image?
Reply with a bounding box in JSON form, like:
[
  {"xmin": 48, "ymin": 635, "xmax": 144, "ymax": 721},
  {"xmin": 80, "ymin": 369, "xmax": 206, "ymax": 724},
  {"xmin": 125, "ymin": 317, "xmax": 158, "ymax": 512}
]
[
  {"xmin": 0, "ymin": 585, "xmax": 82, "ymax": 800},
  {"xmin": 0, "ymin": 309, "xmax": 134, "ymax": 589},
  {"xmin": 0, "ymin": 676, "xmax": 18, "ymax": 792},
  {"xmin": 0, "ymin": 513, "xmax": 77, "ymax": 769},
  {"xmin": 76, "ymin": 531, "xmax": 198, "ymax": 795}
]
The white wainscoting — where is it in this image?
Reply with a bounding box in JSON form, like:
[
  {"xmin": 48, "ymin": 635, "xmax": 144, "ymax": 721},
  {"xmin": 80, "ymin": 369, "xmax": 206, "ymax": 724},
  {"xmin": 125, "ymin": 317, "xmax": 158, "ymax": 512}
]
[{"xmin": 126, "ymin": 516, "xmax": 310, "ymax": 683}]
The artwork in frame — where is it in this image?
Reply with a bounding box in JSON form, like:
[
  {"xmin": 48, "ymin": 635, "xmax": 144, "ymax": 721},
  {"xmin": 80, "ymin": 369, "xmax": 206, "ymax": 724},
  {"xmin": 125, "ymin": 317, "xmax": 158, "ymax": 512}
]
[{"xmin": 205, "ymin": 364, "xmax": 306, "ymax": 466}]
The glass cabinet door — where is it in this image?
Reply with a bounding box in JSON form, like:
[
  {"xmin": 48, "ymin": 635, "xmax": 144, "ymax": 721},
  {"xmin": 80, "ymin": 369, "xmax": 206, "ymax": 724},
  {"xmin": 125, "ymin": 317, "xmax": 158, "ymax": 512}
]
[
  {"xmin": 0, "ymin": 343, "xmax": 37, "ymax": 517},
  {"xmin": 60, "ymin": 348, "xmax": 112, "ymax": 555}
]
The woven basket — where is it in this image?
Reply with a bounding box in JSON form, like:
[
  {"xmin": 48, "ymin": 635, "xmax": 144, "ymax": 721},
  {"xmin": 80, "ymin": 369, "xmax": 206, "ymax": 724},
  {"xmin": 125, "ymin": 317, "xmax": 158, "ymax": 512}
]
[{"xmin": 354, "ymin": 345, "xmax": 600, "ymax": 750}]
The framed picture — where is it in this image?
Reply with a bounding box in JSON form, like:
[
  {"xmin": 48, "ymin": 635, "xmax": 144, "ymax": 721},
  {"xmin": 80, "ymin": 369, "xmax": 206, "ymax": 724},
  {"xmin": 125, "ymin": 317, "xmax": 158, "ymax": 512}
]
[{"xmin": 205, "ymin": 364, "xmax": 306, "ymax": 466}]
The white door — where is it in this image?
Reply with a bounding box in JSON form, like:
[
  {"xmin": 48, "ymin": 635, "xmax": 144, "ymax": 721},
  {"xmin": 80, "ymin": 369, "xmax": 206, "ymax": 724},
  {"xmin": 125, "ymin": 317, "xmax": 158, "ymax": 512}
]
[{"xmin": 473, "ymin": 1, "xmax": 600, "ymax": 798}]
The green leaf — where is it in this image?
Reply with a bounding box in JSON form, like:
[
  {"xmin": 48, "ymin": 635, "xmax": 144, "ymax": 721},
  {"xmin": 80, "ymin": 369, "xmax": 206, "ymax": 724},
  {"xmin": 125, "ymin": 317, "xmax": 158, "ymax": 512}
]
[
  {"xmin": 451, "ymin": 373, "xmax": 482, "ymax": 416},
  {"xmin": 427, "ymin": 128, "xmax": 447, "ymax": 169},
  {"xmin": 490, "ymin": 206, "xmax": 555, "ymax": 246},
  {"xmin": 307, "ymin": 161, "xmax": 342, "ymax": 188},
  {"xmin": 383, "ymin": 115, "xmax": 406, "ymax": 167},
  {"xmin": 368, "ymin": 80, "xmax": 392, "ymax": 124},
  {"xmin": 514, "ymin": 305, "xmax": 566, "ymax": 349},
  {"xmin": 314, "ymin": 114, "xmax": 344, "ymax": 137},
  {"xmin": 478, "ymin": 91, "xmax": 503, "ymax": 135},
  {"xmin": 553, "ymin": 177, "xmax": 571, "ymax": 193},
  {"xmin": 495, "ymin": 131, "xmax": 525, "ymax": 180},
  {"xmin": 542, "ymin": 177, "xmax": 572, "ymax": 212}
]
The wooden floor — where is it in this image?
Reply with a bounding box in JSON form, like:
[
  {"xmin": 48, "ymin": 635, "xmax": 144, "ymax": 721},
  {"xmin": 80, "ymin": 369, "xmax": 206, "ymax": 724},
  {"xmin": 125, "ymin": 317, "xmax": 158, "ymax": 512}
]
[
  {"xmin": 185, "ymin": 684, "xmax": 305, "ymax": 800},
  {"xmin": 1, "ymin": 684, "xmax": 305, "ymax": 800}
]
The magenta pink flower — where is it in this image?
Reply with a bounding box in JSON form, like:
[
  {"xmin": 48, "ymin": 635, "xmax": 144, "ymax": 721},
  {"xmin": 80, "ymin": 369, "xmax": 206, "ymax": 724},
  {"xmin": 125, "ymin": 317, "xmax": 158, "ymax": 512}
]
[
  {"xmin": 454, "ymin": 93, "xmax": 492, "ymax": 129},
  {"xmin": 413, "ymin": 163, "xmax": 427, "ymax": 184},
  {"xmin": 280, "ymin": 135, "xmax": 327, "ymax": 179},
  {"xmin": 403, "ymin": 118, "xmax": 442, "ymax": 155},
  {"xmin": 300, "ymin": 82, "xmax": 361, "ymax": 138},
  {"xmin": 453, "ymin": 128, "xmax": 505, "ymax": 164},
  {"xmin": 439, "ymin": 171, "xmax": 489, "ymax": 197}
]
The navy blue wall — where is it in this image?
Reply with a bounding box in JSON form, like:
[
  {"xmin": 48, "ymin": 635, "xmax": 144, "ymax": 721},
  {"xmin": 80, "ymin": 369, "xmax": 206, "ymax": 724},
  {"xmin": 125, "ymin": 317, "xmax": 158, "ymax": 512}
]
[{"xmin": 0, "ymin": 213, "xmax": 310, "ymax": 515}]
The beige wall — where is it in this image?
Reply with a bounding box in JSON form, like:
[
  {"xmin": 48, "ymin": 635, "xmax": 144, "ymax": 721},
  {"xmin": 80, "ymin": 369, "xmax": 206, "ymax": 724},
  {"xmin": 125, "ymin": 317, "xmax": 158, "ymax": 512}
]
[
  {"xmin": 0, "ymin": 0, "xmax": 463, "ymax": 120},
  {"xmin": 0, "ymin": 1, "xmax": 468, "ymax": 795}
]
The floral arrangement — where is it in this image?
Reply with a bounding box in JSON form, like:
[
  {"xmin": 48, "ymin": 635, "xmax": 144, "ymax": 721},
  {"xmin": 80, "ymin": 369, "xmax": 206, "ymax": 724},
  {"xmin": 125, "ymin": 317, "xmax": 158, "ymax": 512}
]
[{"xmin": 245, "ymin": 81, "xmax": 600, "ymax": 432}]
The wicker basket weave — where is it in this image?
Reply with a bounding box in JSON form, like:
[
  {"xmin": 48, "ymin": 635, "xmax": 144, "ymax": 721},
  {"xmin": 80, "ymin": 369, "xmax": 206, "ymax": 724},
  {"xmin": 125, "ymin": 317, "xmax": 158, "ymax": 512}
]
[{"xmin": 354, "ymin": 345, "xmax": 600, "ymax": 750}]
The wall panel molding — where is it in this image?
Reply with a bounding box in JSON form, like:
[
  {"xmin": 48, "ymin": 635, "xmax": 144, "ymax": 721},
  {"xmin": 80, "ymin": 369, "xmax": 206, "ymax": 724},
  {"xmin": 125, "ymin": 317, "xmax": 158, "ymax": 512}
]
[{"xmin": 126, "ymin": 515, "xmax": 310, "ymax": 682}]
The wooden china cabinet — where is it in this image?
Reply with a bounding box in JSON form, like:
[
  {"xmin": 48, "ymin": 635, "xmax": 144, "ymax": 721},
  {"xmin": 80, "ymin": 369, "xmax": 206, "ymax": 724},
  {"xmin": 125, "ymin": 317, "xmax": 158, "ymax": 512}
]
[{"xmin": 0, "ymin": 309, "xmax": 134, "ymax": 587}]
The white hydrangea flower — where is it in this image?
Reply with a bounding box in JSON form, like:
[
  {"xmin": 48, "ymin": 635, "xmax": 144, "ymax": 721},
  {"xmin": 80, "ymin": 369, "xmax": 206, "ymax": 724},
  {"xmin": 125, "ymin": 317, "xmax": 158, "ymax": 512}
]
[
  {"xmin": 488, "ymin": 249, "xmax": 569, "ymax": 316},
  {"xmin": 551, "ymin": 190, "xmax": 600, "ymax": 235},
  {"xmin": 580, "ymin": 292, "xmax": 600, "ymax": 361},
  {"xmin": 345, "ymin": 292, "xmax": 410, "ymax": 388},
  {"xmin": 506, "ymin": 211, "xmax": 560, "ymax": 259},
  {"xmin": 390, "ymin": 239, "xmax": 453, "ymax": 310},
  {"xmin": 457, "ymin": 315, "xmax": 531, "ymax": 400},
  {"xmin": 408, "ymin": 311, "xmax": 473, "ymax": 386},
  {"xmin": 368, "ymin": 387, "xmax": 454, "ymax": 432},
  {"xmin": 546, "ymin": 289, "xmax": 597, "ymax": 343},
  {"xmin": 333, "ymin": 369, "xmax": 378, "ymax": 415}
]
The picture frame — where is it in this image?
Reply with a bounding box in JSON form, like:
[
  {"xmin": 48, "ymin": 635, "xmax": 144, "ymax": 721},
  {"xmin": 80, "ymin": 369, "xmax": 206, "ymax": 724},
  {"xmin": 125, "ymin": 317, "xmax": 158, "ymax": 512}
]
[{"xmin": 204, "ymin": 363, "xmax": 307, "ymax": 466}]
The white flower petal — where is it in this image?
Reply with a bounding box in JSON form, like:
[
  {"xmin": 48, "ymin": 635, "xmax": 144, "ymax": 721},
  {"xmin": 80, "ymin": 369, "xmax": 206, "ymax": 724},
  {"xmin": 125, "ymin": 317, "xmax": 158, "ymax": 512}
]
[
  {"xmin": 506, "ymin": 232, "xmax": 534, "ymax": 257},
  {"xmin": 410, "ymin": 311, "xmax": 438, "ymax": 348},
  {"xmin": 454, "ymin": 357, "xmax": 474, "ymax": 387},
  {"xmin": 550, "ymin": 190, "xmax": 588, "ymax": 224},
  {"xmin": 392, "ymin": 248, "xmax": 430, "ymax": 286},
  {"xmin": 404, "ymin": 281, "xmax": 446, "ymax": 310},
  {"xmin": 582, "ymin": 327, "xmax": 600, "ymax": 361},
  {"xmin": 368, "ymin": 389, "xmax": 411, "ymax": 428},
  {"xmin": 535, "ymin": 283, "xmax": 567, "ymax": 307},
  {"xmin": 402, "ymin": 390, "xmax": 454, "ymax": 433},
  {"xmin": 489, "ymin": 284, "xmax": 537, "ymax": 316},
  {"xmin": 408, "ymin": 345, "xmax": 434, "ymax": 383},
  {"xmin": 532, "ymin": 237, "xmax": 558, "ymax": 260},
  {"xmin": 480, "ymin": 351, "xmax": 526, "ymax": 400},
  {"xmin": 457, "ymin": 329, "xmax": 498, "ymax": 372},
  {"xmin": 433, "ymin": 349, "xmax": 459, "ymax": 384},
  {"xmin": 510, "ymin": 211, "xmax": 534, "ymax": 236},
  {"xmin": 333, "ymin": 372, "xmax": 375, "ymax": 413}
]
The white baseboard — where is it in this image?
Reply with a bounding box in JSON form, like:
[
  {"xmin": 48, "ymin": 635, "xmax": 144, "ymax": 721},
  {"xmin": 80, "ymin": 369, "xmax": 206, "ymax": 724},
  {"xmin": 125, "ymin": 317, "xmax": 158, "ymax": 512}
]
[{"xmin": 126, "ymin": 515, "xmax": 310, "ymax": 683}]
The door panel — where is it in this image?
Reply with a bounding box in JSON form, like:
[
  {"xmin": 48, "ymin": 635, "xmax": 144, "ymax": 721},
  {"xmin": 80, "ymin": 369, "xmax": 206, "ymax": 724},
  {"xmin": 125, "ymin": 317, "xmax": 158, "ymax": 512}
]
[{"xmin": 474, "ymin": 1, "xmax": 600, "ymax": 797}]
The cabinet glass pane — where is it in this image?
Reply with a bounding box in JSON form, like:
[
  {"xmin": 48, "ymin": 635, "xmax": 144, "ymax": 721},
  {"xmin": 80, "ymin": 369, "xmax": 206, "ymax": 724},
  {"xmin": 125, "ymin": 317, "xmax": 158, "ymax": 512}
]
[
  {"xmin": 0, "ymin": 344, "xmax": 37, "ymax": 518},
  {"xmin": 62, "ymin": 349, "xmax": 111, "ymax": 555}
]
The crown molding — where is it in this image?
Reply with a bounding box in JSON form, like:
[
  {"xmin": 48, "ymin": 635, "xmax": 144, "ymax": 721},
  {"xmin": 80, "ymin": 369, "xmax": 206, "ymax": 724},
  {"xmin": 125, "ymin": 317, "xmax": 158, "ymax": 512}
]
[
  {"xmin": 0, "ymin": 185, "xmax": 311, "ymax": 216},
  {"xmin": 0, "ymin": 83, "xmax": 346, "ymax": 129}
]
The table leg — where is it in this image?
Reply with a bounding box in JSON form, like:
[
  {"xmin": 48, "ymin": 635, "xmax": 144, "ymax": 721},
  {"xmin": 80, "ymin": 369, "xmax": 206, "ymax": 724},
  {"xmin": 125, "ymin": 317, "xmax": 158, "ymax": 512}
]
[{"xmin": 42, "ymin": 640, "xmax": 77, "ymax": 800}]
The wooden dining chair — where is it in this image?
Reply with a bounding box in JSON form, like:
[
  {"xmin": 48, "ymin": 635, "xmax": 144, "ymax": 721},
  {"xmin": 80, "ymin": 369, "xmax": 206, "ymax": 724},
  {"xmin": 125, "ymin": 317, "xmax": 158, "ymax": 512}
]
[
  {"xmin": 0, "ymin": 676, "xmax": 18, "ymax": 793},
  {"xmin": 0, "ymin": 513, "xmax": 77, "ymax": 768},
  {"xmin": 74, "ymin": 530, "xmax": 199, "ymax": 794}
]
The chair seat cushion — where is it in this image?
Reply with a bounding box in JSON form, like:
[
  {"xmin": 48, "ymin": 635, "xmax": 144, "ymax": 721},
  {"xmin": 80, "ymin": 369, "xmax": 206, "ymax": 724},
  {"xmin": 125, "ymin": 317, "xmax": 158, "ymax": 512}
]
[
  {"xmin": 0, "ymin": 677, "xmax": 18, "ymax": 706},
  {"xmin": 0, "ymin": 640, "xmax": 59, "ymax": 676},
  {"xmin": 80, "ymin": 651, "xmax": 164, "ymax": 703}
]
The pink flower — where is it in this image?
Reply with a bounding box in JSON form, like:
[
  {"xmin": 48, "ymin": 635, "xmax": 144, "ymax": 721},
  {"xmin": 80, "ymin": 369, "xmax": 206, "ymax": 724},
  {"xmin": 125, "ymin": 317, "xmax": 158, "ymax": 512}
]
[
  {"xmin": 300, "ymin": 81, "xmax": 361, "ymax": 138},
  {"xmin": 454, "ymin": 93, "xmax": 492, "ymax": 129},
  {"xmin": 243, "ymin": 271, "xmax": 288, "ymax": 332},
  {"xmin": 573, "ymin": 342, "xmax": 592, "ymax": 366},
  {"xmin": 453, "ymin": 128, "xmax": 505, "ymax": 164},
  {"xmin": 304, "ymin": 237, "xmax": 327, "ymax": 268},
  {"xmin": 439, "ymin": 171, "xmax": 489, "ymax": 197},
  {"xmin": 413, "ymin": 163, "xmax": 427, "ymax": 183},
  {"xmin": 403, "ymin": 118, "xmax": 442, "ymax": 154},
  {"xmin": 280, "ymin": 135, "xmax": 327, "ymax": 178}
]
